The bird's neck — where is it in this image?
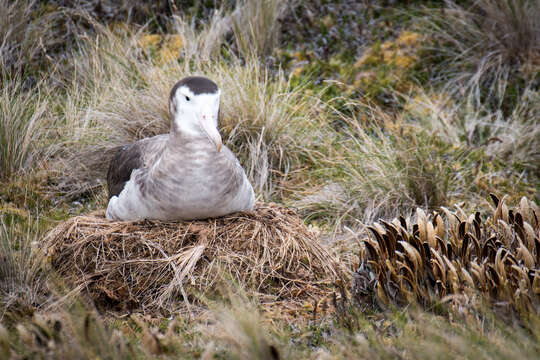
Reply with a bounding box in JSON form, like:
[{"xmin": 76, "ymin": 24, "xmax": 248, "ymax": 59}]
[{"xmin": 166, "ymin": 130, "xmax": 215, "ymax": 153}]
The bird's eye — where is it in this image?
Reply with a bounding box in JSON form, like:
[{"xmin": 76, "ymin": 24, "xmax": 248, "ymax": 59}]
[{"xmin": 185, "ymin": 95, "xmax": 190, "ymax": 101}]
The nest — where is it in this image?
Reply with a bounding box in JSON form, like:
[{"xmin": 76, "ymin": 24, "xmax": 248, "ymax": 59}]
[{"xmin": 44, "ymin": 203, "xmax": 341, "ymax": 313}]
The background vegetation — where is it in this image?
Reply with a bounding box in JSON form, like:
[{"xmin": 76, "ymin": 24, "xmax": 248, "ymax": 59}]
[{"xmin": 1, "ymin": 0, "xmax": 538, "ymax": 358}]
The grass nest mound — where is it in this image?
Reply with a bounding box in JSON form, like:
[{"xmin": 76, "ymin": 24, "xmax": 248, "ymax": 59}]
[{"xmin": 44, "ymin": 203, "xmax": 341, "ymax": 313}]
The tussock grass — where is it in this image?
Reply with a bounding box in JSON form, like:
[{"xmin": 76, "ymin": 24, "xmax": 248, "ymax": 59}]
[
  {"xmin": 423, "ymin": 0, "xmax": 540, "ymax": 107},
  {"xmin": 296, "ymin": 89, "xmax": 539, "ymax": 228},
  {"xmin": 51, "ymin": 21, "xmax": 325, "ymax": 200},
  {"xmin": 482, "ymin": 89, "xmax": 540, "ymax": 176},
  {"xmin": 0, "ymin": 0, "xmax": 57, "ymax": 72},
  {"xmin": 0, "ymin": 214, "xmax": 47, "ymax": 324},
  {"xmin": 171, "ymin": 0, "xmax": 292, "ymax": 61},
  {"xmin": 169, "ymin": 10, "xmax": 231, "ymax": 61},
  {"xmin": 405, "ymin": 88, "xmax": 540, "ymax": 180},
  {"xmin": 217, "ymin": 62, "xmax": 325, "ymax": 198},
  {"xmin": 0, "ymin": 76, "xmax": 50, "ymax": 181},
  {"xmin": 297, "ymin": 104, "xmax": 480, "ymax": 226},
  {"xmin": 230, "ymin": 0, "xmax": 291, "ymax": 59},
  {"xmin": 339, "ymin": 122, "xmax": 468, "ymax": 212},
  {"xmin": 1, "ymin": 1, "xmax": 539, "ymax": 358}
]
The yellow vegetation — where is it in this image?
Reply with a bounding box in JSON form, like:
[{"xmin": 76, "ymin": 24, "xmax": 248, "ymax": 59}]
[
  {"xmin": 137, "ymin": 34, "xmax": 184, "ymax": 64},
  {"xmin": 137, "ymin": 34, "xmax": 161, "ymax": 49},
  {"xmin": 0, "ymin": 203, "xmax": 29, "ymax": 217},
  {"xmin": 355, "ymin": 30, "xmax": 423, "ymax": 69}
]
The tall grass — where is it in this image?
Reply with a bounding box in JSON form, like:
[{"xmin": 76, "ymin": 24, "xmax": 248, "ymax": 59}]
[
  {"xmin": 295, "ymin": 102, "xmax": 480, "ymax": 227},
  {"xmin": 217, "ymin": 62, "xmax": 325, "ymax": 198},
  {"xmin": 0, "ymin": 76, "xmax": 50, "ymax": 181},
  {"xmin": 297, "ymin": 88, "xmax": 540, "ymax": 227},
  {"xmin": 0, "ymin": 0, "xmax": 64, "ymax": 73},
  {"xmin": 230, "ymin": 0, "xmax": 291, "ymax": 59},
  {"xmin": 423, "ymin": 0, "xmax": 540, "ymax": 108},
  {"xmin": 0, "ymin": 214, "xmax": 47, "ymax": 324},
  {"xmin": 341, "ymin": 124, "xmax": 474, "ymax": 218},
  {"xmin": 482, "ymin": 89, "xmax": 540, "ymax": 177},
  {"xmin": 405, "ymin": 89, "xmax": 540, "ymax": 180}
]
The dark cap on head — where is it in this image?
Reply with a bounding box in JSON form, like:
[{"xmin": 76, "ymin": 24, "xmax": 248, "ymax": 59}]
[
  {"xmin": 169, "ymin": 76, "xmax": 219, "ymax": 117},
  {"xmin": 170, "ymin": 76, "xmax": 218, "ymax": 101}
]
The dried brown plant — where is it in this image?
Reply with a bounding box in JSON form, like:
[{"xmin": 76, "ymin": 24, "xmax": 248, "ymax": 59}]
[
  {"xmin": 43, "ymin": 203, "xmax": 343, "ymax": 313},
  {"xmin": 354, "ymin": 194, "xmax": 539, "ymax": 316}
]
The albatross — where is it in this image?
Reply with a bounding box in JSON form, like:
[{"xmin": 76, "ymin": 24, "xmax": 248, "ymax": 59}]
[{"xmin": 105, "ymin": 76, "xmax": 255, "ymax": 221}]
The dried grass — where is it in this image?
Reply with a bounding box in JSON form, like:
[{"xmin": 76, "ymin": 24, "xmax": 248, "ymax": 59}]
[
  {"xmin": 230, "ymin": 0, "xmax": 291, "ymax": 59},
  {"xmin": 0, "ymin": 0, "xmax": 59, "ymax": 72},
  {"xmin": 0, "ymin": 214, "xmax": 48, "ymax": 324},
  {"xmin": 0, "ymin": 75, "xmax": 52, "ymax": 181},
  {"xmin": 354, "ymin": 194, "xmax": 540, "ymax": 318},
  {"xmin": 300, "ymin": 105, "xmax": 479, "ymax": 227},
  {"xmin": 43, "ymin": 203, "xmax": 342, "ymax": 313},
  {"xmin": 405, "ymin": 88, "xmax": 540, "ymax": 178}
]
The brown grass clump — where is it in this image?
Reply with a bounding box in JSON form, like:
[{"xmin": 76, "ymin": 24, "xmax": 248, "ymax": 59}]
[
  {"xmin": 43, "ymin": 203, "xmax": 341, "ymax": 314},
  {"xmin": 354, "ymin": 194, "xmax": 540, "ymax": 316}
]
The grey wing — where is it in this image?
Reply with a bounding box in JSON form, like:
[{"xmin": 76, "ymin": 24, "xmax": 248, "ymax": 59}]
[
  {"xmin": 219, "ymin": 146, "xmax": 252, "ymax": 196},
  {"xmin": 106, "ymin": 135, "xmax": 169, "ymax": 199}
]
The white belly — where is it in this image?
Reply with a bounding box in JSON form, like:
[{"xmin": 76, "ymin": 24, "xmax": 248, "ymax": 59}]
[{"xmin": 106, "ymin": 168, "xmax": 255, "ymax": 221}]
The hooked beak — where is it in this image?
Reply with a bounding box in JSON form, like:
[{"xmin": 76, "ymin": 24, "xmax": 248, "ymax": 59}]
[{"xmin": 199, "ymin": 113, "xmax": 222, "ymax": 152}]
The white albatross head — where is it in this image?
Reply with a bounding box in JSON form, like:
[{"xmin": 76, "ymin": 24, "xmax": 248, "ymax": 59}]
[{"xmin": 169, "ymin": 76, "xmax": 222, "ymax": 151}]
